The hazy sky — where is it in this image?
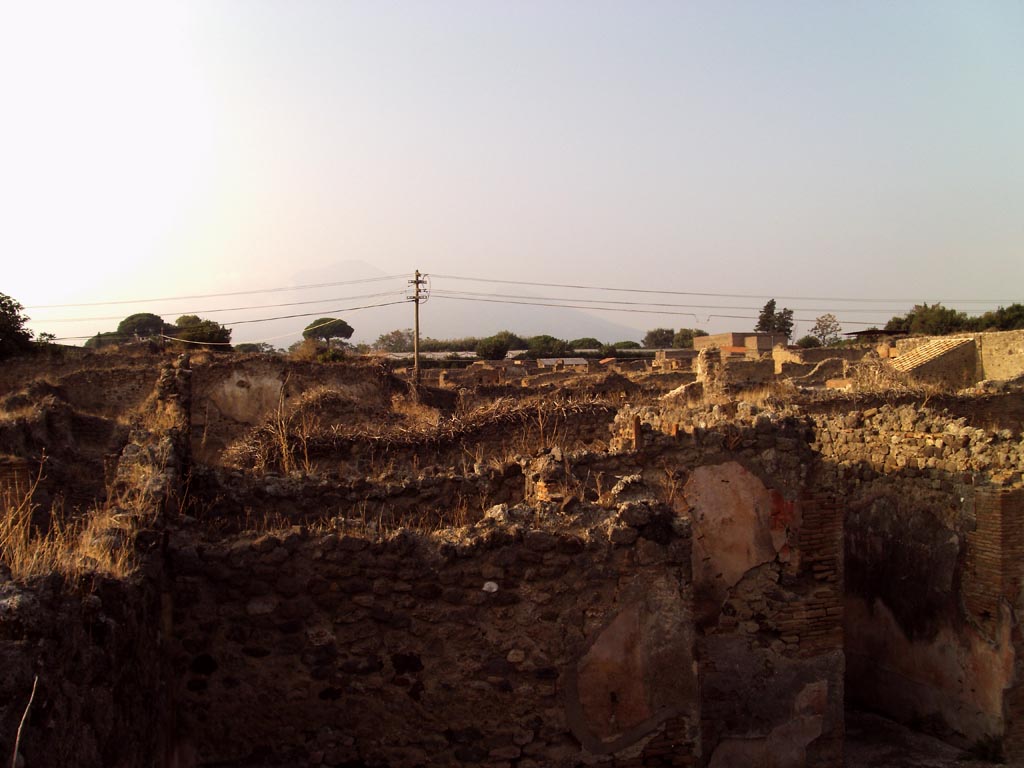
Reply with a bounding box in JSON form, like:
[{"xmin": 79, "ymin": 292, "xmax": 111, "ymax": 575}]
[{"xmin": 2, "ymin": 1, "xmax": 1022, "ymax": 345}]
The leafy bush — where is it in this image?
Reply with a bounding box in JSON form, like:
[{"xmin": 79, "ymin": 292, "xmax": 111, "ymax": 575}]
[
  {"xmin": 0, "ymin": 292, "xmax": 34, "ymax": 359},
  {"xmin": 475, "ymin": 335, "xmax": 511, "ymax": 360}
]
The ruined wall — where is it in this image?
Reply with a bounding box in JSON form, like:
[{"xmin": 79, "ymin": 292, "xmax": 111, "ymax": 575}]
[
  {"xmin": 605, "ymin": 411, "xmax": 845, "ymax": 766},
  {"xmin": 686, "ymin": 469, "xmax": 844, "ymax": 768},
  {"xmin": 0, "ymin": 359, "xmax": 191, "ymax": 768},
  {"xmin": 319, "ymin": 404, "xmax": 616, "ymax": 480},
  {"xmin": 910, "ymin": 339, "xmax": 979, "ymax": 389},
  {"xmin": 978, "ymin": 330, "xmax": 1024, "ymax": 382},
  {"xmin": 720, "ymin": 359, "xmax": 774, "ymax": 387},
  {"xmin": 191, "ymin": 463, "xmax": 527, "ymax": 531},
  {"xmin": 0, "ymin": 351, "xmax": 160, "ymax": 418},
  {"xmin": 50, "ymin": 367, "xmax": 160, "ymax": 417},
  {"xmin": 0, "ymin": 574, "xmax": 166, "ymax": 768},
  {"xmin": 616, "ymin": 395, "xmax": 1024, "ymax": 758},
  {"xmin": 167, "ymin": 504, "xmax": 700, "ymax": 767},
  {"xmin": 813, "ymin": 404, "xmax": 1024, "ymax": 751},
  {"xmin": 894, "ymin": 330, "xmax": 1024, "ymax": 384},
  {"xmin": 773, "ymin": 346, "xmax": 872, "ymax": 374},
  {"xmin": 788, "ymin": 359, "xmax": 847, "ymax": 387},
  {"xmin": 190, "ymin": 358, "xmax": 397, "ymax": 463}
]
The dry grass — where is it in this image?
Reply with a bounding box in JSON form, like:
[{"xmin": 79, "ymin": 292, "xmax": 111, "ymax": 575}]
[
  {"xmin": 391, "ymin": 393, "xmax": 441, "ymax": 428},
  {"xmin": 844, "ymin": 359, "xmax": 952, "ymax": 405},
  {"xmin": 235, "ymin": 490, "xmax": 485, "ymax": 543},
  {"xmin": 705, "ymin": 381, "xmax": 795, "ymax": 408},
  {"xmin": 1, "ymin": 468, "xmax": 137, "ymax": 581},
  {"xmin": 226, "ymin": 391, "xmax": 613, "ymax": 475},
  {"xmin": 848, "ymin": 359, "xmax": 913, "ymax": 392}
]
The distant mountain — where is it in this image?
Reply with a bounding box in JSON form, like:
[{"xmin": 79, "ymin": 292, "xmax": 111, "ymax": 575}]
[{"xmin": 229, "ymin": 261, "xmax": 646, "ymax": 348}]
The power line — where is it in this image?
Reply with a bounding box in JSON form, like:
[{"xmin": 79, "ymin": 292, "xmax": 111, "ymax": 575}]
[
  {"xmin": 33, "ymin": 290, "xmax": 408, "ymax": 323},
  {"xmin": 431, "ymin": 294, "xmax": 885, "ymax": 326},
  {"xmin": 430, "ymin": 288, "xmax": 954, "ymax": 315},
  {"xmin": 219, "ymin": 299, "xmax": 408, "ymax": 326},
  {"xmin": 432, "ymin": 273, "xmax": 1019, "ymax": 305},
  {"xmin": 25, "ymin": 275, "xmax": 407, "ymax": 310},
  {"xmin": 52, "ymin": 298, "xmax": 409, "ymax": 342}
]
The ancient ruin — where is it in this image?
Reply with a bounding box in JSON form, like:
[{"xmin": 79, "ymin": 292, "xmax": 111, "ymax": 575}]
[{"xmin": 1, "ymin": 331, "xmax": 1023, "ymax": 766}]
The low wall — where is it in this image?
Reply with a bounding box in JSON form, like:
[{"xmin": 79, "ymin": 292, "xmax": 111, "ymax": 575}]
[
  {"xmin": 190, "ymin": 358, "xmax": 398, "ymax": 464},
  {"xmin": 773, "ymin": 346, "xmax": 872, "ymax": 375},
  {"xmin": 167, "ymin": 505, "xmax": 701, "ymax": 767}
]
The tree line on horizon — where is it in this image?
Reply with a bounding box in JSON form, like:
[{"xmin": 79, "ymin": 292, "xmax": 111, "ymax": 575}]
[{"xmin": 2, "ymin": 290, "xmax": 1023, "ymax": 362}]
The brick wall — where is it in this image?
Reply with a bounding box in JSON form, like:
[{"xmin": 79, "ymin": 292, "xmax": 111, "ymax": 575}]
[{"xmin": 990, "ymin": 489, "xmax": 1024, "ymax": 761}]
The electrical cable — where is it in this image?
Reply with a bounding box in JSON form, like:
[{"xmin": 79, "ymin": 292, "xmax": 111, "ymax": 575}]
[
  {"xmin": 52, "ymin": 298, "xmax": 409, "ymax": 343},
  {"xmin": 24, "ymin": 275, "xmax": 407, "ymax": 310},
  {"xmin": 33, "ymin": 289, "xmax": 408, "ymax": 323},
  {"xmin": 430, "ymin": 294, "xmax": 884, "ymax": 325},
  {"xmin": 432, "ymin": 273, "xmax": 1019, "ymax": 305},
  {"xmin": 429, "ymin": 288, "xmax": 951, "ymax": 315}
]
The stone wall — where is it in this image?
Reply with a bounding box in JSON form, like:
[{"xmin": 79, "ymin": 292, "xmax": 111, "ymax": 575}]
[
  {"xmin": 166, "ymin": 504, "xmax": 700, "ymax": 767},
  {"xmin": 604, "ymin": 411, "xmax": 846, "ymax": 766},
  {"xmin": 815, "ymin": 405, "xmax": 1023, "ymax": 752},
  {"xmin": 720, "ymin": 359, "xmax": 774, "ymax": 387},
  {"xmin": 318, "ymin": 404, "xmax": 617, "ymax": 479},
  {"xmin": 772, "ymin": 346, "xmax": 872, "ymax": 375},
  {"xmin": 894, "ymin": 330, "xmax": 1024, "ymax": 385},
  {"xmin": 0, "ymin": 351, "xmax": 160, "ymax": 418},
  {"xmin": 788, "ymin": 359, "xmax": 847, "ymax": 387},
  {"xmin": 0, "ymin": 360, "xmax": 190, "ymax": 768},
  {"xmin": 618, "ymin": 396, "xmax": 1024, "ymax": 757},
  {"xmin": 191, "ymin": 463, "xmax": 528, "ymax": 531},
  {"xmin": 189, "ymin": 358, "xmax": 398, "ymax": 464},
  {"xmin": 978, "ymin": 330, "xmax": 1024, "ymax": 381},
  {"xmin": 912, "ymin": 339, "xmax": 980, "ymax": 389},
  {"xmin": 0, "ymin": 574, "xmax": 167, "ymax": 768}
]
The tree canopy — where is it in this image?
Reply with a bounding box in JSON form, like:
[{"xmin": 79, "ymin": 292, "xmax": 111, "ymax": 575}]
[
  {"xmin": 642, "ymin": 328, "xmax": 674, "ymax": 348},
  {"xmin": 526, "ymin": 335, "xmax": 571, "ymax": 358},
  {"xmin": 488, "ymin": 331, "xmax": 526, "ymax": 350},
  {"xmin": 84, "ymin": 331, "xmax": 123, "ymax": 350},
  {"xmin": 569, "ymin": 337, "xmax": 603, "ymax": 350},
  {"xmin": 755, "ymin": 299, "xmax": 794, "ymax": 339},
  {"xmin": 117, "ymin": 312, "xmax": 168, "ymax": 338},
  {"xmin": 672, "ymin": 328, "xmax": 708, "ymax": 348},
  {"xmin": 973, "ymin": 304, "xmax": 1024, "ymax": 331},
  {"xmin": 373, "ymin": 329, "xmax": 415, "ymax": 353},
  {"xmin": 885, "ymin": 304, "xmax": 967, "ymax": 336},
  {"xmin": 0, "ymin": 292, "xmax": 34, "ymax": 359},
  {"xmin": 810, "ymin": 313, "xmax": 842, "ymax": 346},
  {"xmin": 882, "ymin": 303, "xmax": 1024, "ymax": 336},
  {"xmin": 475, "ymin": 334, "xmax": 512, "ymax": 360},
  {"xmin": 795, "ymin": 335, "xmax": 822, "ymax": 349},
  {"xmin": 303, "ymin": 318, "xmax": 354, "ymax": 347},
  {"xmin": 235, "ymin": 342, "xmax": 278, "ymax": 354},
  {"xmin": 170, "ymin": 315, "xmax": 232, "ymax": 349}
]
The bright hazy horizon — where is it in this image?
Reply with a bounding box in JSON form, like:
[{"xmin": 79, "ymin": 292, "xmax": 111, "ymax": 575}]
[{"xmin": 1, "ymin": 2, "xmax": 1021, "ymax": 347}]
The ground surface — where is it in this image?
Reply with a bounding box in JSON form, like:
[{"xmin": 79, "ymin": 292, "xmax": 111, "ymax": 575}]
[{"xmin": 845, "ymin": 710, "xmax": 992, "ymax": 767}]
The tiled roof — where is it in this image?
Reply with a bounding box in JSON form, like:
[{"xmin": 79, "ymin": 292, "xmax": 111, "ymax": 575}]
[{"xmin": 890, "ymin": 337, "xmax": 974, "ymax": 373}]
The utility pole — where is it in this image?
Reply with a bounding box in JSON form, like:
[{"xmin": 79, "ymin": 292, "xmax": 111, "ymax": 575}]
[{"xmin": 409, "ymin": 269, "xmax": 426, "ymax": 385}]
